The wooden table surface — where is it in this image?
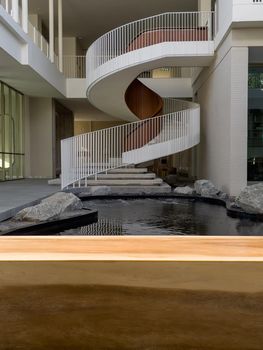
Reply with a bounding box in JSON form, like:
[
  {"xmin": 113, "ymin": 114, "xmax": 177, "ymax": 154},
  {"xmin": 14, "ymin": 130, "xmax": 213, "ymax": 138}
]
[
  {"xmin": 1, "ymin": 237, "xmax": 263, "ymax": 349},
  {"xmin": 0, "ymin": 236, "xmax": 263, "ymax": 261}
]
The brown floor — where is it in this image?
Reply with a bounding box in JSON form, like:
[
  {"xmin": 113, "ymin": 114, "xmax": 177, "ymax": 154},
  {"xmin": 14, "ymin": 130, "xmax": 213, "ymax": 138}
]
[{"xmin": 0, "ymin": 285, "xmax": 263, "ymax": 350}]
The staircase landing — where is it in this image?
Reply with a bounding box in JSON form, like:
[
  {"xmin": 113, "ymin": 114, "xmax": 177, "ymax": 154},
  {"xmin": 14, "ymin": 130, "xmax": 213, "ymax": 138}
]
[{"xmin": 49, "ymin": 168, "xmax": 172, "ymax": 196}]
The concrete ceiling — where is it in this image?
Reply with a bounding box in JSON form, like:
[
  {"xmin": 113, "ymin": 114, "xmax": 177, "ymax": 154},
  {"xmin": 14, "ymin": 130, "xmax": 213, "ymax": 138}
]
[
  {"xmin": 0, "ymin": 49, "xmax": 64, "ymax": 98},
  {"xmin": 58, "ymin": 98, "xmax": 123, "ymax": 121},
  {"xmin": 29, "ymin": 0, "xmax": 198, "ymax": 49}
]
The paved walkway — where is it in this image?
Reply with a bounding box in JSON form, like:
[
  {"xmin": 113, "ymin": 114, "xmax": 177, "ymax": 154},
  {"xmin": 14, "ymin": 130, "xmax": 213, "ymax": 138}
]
[{"xmin": 0, "ymin": 179, "xmax": 59, "ymax": 221}]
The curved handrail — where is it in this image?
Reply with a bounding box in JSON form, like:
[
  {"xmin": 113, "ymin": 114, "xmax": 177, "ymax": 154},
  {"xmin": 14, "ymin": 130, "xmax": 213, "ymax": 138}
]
[
  {"xmin": 61, "ymin": 99, "xmax": 199, "ymax": 189},
  {"xmin": 86, "ymin": 11, "xmax": 214, "ymax": 91},
  {"xmin": 61, "ymin": 12, "xmax": 209, "ymax": 188}
]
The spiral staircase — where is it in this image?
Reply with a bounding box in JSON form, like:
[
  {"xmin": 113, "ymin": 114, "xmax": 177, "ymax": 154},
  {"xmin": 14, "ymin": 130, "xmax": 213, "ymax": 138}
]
[{"xmin": 61, "ymin": 11, "xmax": 215, "ymax": 189}]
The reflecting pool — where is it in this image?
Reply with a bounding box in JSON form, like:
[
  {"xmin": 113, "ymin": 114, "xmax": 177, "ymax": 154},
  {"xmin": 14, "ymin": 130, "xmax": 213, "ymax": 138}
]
[{"xmin": 60, "ymin": 199, "xmax": 263, "ymax": 236}]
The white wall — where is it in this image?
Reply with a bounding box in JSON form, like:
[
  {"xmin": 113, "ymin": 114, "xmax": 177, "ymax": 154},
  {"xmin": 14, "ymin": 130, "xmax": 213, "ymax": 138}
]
[
  {"xmin": 194, "ymin": 42, "xmax": 248, "ymax": 196},
  {"xmin": 138, "ymin": 78, "xmax": 192, "ymax": 98},
  {"xmin": 233, "ymin": 0, "xmax": 263, "ymax": 23},
  {"xmin": 198, "ymin": 0, "xmax": 212, "ymax": 11},
  {"xmin": 25, "ymin": 97, "xmax": 54, "ymax": 179},
  {"xmin": 215, "ymin": 0, "xmax": 263, "ymax": 49},
  {"xmin": 215, "ymin": 0, "xmax": 233, "ymax": 48},
  {"xmin": 28, "ymin": 14, "xmax": 41, "ymax": 32},
  {"xmin": 66, "ymin": 79, "xmax": 86, "ymax": 98}
]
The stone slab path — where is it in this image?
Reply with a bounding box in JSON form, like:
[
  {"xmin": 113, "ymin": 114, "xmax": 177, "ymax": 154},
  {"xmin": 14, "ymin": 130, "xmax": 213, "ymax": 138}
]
[{"xmin": 0, "ymin": 179, "xmax": 59, "ymax": 221}]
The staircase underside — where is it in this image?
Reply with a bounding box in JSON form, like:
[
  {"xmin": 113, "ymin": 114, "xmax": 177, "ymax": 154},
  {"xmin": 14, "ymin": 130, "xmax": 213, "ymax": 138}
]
[{"xmin": 87, "ymin": 45, "xmax": 214, "ymax": 122}]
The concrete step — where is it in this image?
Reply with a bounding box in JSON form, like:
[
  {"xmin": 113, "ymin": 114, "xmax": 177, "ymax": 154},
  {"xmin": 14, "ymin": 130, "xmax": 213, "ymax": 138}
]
[
  {"xmin": 108, "ymin": 168, "xmax": 148, "ymax": 174},
  {"xmin": 90, "ymin": 173, "xmax": 156, "ymax": 180},
  {"xmin": 48, "ymin": 172, "xmax": 156, "ymax": 186},
  {"xmin": 85, "ymin": 179, "xmax": 163, "ymax": 186},
  {"xmin": 78, "ymin": 183, "xmax": 172, "ymax": 197},
  {"xmin": 48, "ymin": 178, "xmax": 61, "ymax": 186}
]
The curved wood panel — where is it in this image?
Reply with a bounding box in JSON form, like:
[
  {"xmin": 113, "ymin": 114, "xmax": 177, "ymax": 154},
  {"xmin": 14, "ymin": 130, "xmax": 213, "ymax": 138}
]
[
  {"xmin": 124, "ymin": 119, "xmax": 162, "ymax": 151},
  {"xmin": 125, "ymin": 79, "xmax": 163, "ymax": 150},
  {"xmin": 125, "ymin": 79, "xmax": 163, "ymax": 120}
]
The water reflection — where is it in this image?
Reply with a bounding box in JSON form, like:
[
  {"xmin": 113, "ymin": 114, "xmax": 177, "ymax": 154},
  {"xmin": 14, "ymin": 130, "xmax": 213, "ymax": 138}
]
[
  {"xmin": 64, "ymin": 219, "xmax": 124, "ymax": 236},
  {"xmin": 60, "ymin": 199, "xmax": 263, "ymax": 236}
]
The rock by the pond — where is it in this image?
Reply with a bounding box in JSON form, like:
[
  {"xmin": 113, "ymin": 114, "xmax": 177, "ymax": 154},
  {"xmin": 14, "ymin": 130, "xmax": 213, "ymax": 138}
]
[
  {"xmin": 164, "ymin": 175, "xmax": 177, "ymax": 186},
  {"xmin": 174, "ymin": 186, "xmax": 194, "ymax": 195},
  {"xmin": 217, "ymin": 191, "xmax": 229, "ymax": 201},
  {"xmin": 235, "ymin": 184, "xmax": 263, "ymax": 214},
  {"xmin": 14, "ymin": 192, "xmax": 82, "ymax": 222},
  {"xmin": 194, "ymin": 180, "xmax": 219, "ymax": 197}
]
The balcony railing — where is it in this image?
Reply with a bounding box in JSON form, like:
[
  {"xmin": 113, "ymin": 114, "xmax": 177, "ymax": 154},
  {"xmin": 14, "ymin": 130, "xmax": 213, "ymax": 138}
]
[
  {"xmin": 27, "ymin": 21, "xmax": 50, "ymax": 58},
  {"xmin": 63, "ymin": 56, "xmax": 86, "ymax": 78},
  {"xmin": 87, "ymin": 11, "xmax": 215, "ymax": 89},
  {"xmin": 0, "ymin": 0, "xmax": 59, "ymax": 69}
]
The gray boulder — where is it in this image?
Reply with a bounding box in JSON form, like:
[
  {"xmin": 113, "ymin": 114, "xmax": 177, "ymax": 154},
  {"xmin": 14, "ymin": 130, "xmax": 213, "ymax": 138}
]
[
  {"xmin": 217, "ymin": 191, "xmax": 229, "ymax": 201},
  {"xmin": 194, "ymin": 180, "xmax": 219, "ymax": 197},
  {"xmin": 14, "ymin": 192, "xmax": 82, "ymax": 222},
  {"xmin": 235, "ymin": 184, "xmax": 263, "ymax": 214},
  {"xmin": 174, "ymin": 186, "xmax": 194, "ymax": 195}
]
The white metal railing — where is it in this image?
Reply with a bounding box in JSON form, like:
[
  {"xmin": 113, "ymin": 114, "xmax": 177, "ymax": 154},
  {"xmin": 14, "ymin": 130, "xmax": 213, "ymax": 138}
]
[
  {"xmin": 0, "ymin": 1, "xmax": 60, "ymax": 68},
  {"xmin": 63, "ymin": 56, "xmax": 86, "ymax": 78},
  {"xmin": 28, "ymin": 21, "xmax": 49, "ymax": 58},
  {"xmin": 0, "ymin": 0, "xmax": 11, "ymax": 16},
  {"xmin": 61, "ymin": 99, "xmax": 200, "ymax": 189},
  {"xmin": 87, "ymin": 11, "xmax": 215, "ymax": 88}
]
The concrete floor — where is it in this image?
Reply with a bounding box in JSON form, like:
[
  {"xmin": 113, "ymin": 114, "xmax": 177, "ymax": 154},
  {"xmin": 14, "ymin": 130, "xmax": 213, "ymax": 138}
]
[{"xmin": 0, "ymin": 179, "xmax": 59, "ymax": 221}]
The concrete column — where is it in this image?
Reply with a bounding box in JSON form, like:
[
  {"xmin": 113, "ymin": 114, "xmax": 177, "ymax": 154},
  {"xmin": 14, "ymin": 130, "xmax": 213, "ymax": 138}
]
[
  {"xmin": 229, "ymin": 47, "xmax": 248, "ymax": 196},
  {"xmin": 5, "ymin": 0, "xmax": 10, "ymax": 12},
  {"xmin": 21, "ymin": 0, "xmax": 28, "ymax": 33},
  {"xmin": 11, "ymin": 0, "xmax": 19, "ymax": 23},
  {"xmin": 58, "ymin": 0, "xmax": 63, "ymax": 72},
  {"xmin": 198, "ymin": 0, "xmax": 212, "ymax": 37},
  {"xmin": 49, "ymin": 0, "xmax": 54, "ymax": 63}
]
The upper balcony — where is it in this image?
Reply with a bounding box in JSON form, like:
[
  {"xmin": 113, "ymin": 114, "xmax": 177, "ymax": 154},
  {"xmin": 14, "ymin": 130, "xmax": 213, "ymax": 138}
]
[
  {"xmin": 0, "ymin": 0, "xmax": 67, "ymax": 97},
  {"xmin": 215, "ymin": 0, "xmax": 263, "ymax": 47},
  {"xmin": 233, "ymin": 0, "xmax": 263, "ymax": 23},
  {"xmin": 86, "ymin": 11, "xmax": 215, "ymax": 121}
]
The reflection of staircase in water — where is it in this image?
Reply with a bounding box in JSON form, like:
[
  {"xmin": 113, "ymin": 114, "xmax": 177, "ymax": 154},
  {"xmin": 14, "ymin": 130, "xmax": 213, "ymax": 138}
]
[{"xmin": 61, "ymin": 218, "xmax": 124, "ymax": 236}]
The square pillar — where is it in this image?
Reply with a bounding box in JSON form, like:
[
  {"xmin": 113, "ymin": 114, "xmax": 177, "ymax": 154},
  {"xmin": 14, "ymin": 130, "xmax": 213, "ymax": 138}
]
[
  {"xmin": 229, "ymin": 47, "xmax": 248, "ymax": 195},
  {"xmin": 49, "ymin": 0, "xmax": 54, "ymax": 63},
  {"xmin": 22, "ymin": 0, "xmax": 28, "ymax": 33},
  {"xmin": 11, "ymin": 0, "xmax": 19, "ymax": 23},
  {"xmin": 58, "ymin": 0, "xmax": 63, "ymax": 72}
]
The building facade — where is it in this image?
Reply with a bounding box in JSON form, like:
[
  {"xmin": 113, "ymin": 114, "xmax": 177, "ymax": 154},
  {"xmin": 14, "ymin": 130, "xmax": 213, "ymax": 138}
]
[{"xmin": 0, "ymin": 0, "xmax": 263, "ymax": 195}]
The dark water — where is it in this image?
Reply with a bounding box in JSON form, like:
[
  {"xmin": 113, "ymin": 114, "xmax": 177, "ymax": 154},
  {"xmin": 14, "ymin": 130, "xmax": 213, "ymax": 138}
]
[{"xmin": 61, "ymin": 198, "xmax": 263, "ymax": 236}]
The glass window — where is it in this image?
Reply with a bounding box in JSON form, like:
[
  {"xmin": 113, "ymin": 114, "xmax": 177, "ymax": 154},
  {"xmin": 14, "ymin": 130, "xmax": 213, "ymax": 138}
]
[
  {"xmin": 248, "ymin": 65, "xmax": 263, "ymax": 181},
  {"xmin": 0, "ymin": 82, "xmax": 24, "ymax": 181},
  {"xmin": 248, "ymin": 66, "xmax": 263, "ymax": 89}
]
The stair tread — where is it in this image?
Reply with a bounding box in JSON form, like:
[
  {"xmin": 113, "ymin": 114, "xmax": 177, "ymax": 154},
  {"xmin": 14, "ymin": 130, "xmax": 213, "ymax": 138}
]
[
  {"xmin": 85, "ymin": 179, "xmax": 163, "ymax": 186},
  {"xmin": 108, "ymin": 168, "xmax": 148, "ymax": 174},
  {"xmin": 91, "ymin": 173, "xmax": 156, "ymax": 179}
]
